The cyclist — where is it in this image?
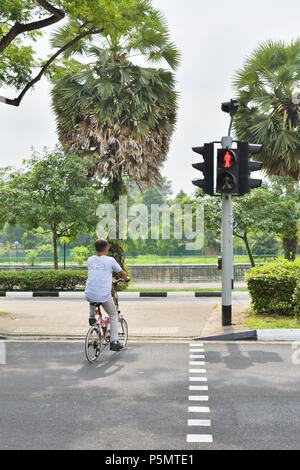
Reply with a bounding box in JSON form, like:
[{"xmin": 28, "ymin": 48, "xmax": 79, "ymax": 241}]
[{"xmin": 85, "ymin": 238, "xmax": 130, "ymax": 351}]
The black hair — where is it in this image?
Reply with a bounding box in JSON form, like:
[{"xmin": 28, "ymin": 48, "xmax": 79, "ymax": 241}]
[{"xmin": 95, "ymin": 238, "xmax": 108, "ymax": 253}]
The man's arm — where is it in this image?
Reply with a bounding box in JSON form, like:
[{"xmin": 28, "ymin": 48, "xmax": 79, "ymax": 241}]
[{"xmin": 118, "ymin": 270, "xmax": 130, "ymax": 282}]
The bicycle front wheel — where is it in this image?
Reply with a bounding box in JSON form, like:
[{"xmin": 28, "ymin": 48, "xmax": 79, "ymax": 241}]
[
  {"xmin": 118, "ymin": 317, "xmax": 128, "ymax": 348},
  {"xmin": 85, "ymin": 326, "xmax": 101, "ymax": 363}
]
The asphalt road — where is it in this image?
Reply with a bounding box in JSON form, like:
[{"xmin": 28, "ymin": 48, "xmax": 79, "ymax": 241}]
[{"xmin": 0, "ymin": 341, "xmax": 299, "ymax": 450}]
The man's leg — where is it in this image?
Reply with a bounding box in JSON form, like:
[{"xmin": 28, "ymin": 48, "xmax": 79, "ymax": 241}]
[
  {"xmin": 101, "ymin": 298, "xmax": 119, "ymax": 344},
  {"xmin": 88, "ymin": 303, "xmax": 97, "ymax": 325}
]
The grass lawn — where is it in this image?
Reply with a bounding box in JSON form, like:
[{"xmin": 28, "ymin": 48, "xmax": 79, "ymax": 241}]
[
  {"xmin": 243, "ymin": 308, "xmax": 300, "ymax": 329},
  {"xmin": 126, "ymin": 288, "xmax": 221, "ymax": 292},
  {"xmin": 126, "ymin": 254, "xmax": 300, "ymax": 265}
]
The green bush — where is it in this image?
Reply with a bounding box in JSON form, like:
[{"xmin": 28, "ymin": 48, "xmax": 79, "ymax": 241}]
[
  {"xmin": 294, "ymin": 283, "xmax": 300, "ymax": 319},
  {"xmin": 24, "ymin": 249, "xmax": 38, "ymax": 266},
  {"xmin": 71, "ymin": 246, "xmax": 90, "ymax": 265},
  {"xmin": 244, "ymin": 260, "xmax": 300, "ymax": 316},
  {"xmin": 0, "ymin": 270, "xmax": 88, "ymax": 291}
]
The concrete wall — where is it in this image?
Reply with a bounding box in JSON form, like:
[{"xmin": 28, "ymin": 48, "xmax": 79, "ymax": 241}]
[{"xmin": 0, "ymin": 263, "xmax": 251, "ymax": 282}]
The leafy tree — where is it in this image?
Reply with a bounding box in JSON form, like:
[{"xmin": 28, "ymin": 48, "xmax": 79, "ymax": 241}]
[
  {"xmin": 0, "ymin": 146, "xmax": 101, "ymax": 268},
  {"xmin": 196, "ymin": 177, "xmax": 300, "ymax": 266},
  {"xmin": 0, "ymin": 0, "xmax": 171, "ymax": 106},
  {"xmin": 25, "ymin": 249, "xmax": 38, "ymax": 266}
]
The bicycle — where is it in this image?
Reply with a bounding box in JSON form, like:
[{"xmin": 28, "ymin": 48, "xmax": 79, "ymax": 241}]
[{"xmin": 84, "ymin": 279, "xmax": 129, "ymax": 364}]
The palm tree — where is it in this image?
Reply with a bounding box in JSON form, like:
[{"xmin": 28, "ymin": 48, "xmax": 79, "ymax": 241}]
[
  {"xmin": 51, "ymin": 9, "xmax": 179, "ymax": 266},
  {"xmin": 51, "ymin": 8, "xmax": 179, "ymax": 190},
  {"xmin": 52, "ymin": 53, "xmax": 177, "ymax": 192},
  {"xmin": 233, "ymin": 40, "xmax": 300, "ymax": 260}
]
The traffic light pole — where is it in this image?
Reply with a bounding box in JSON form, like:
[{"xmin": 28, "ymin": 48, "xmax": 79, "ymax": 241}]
[
  {"xmin": 220, "ymin": 136, "xmax": 233, "ymax": 326},
  {"xmin": 221, "ymin": 194, "xmax": 233, "ymax": 326}
]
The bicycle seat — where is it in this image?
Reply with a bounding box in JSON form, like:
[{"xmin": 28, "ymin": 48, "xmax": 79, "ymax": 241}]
[{"xmin": 90, "ymin": 302, "xmax": 101, "ymax": 307}]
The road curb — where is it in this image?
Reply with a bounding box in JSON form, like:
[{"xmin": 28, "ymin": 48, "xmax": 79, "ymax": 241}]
[
  {"xmin": 194, "ymin": 329, "xmax": 300, "ymax": 341},
  {"xmin": 195, "ymin": 330, "xmax": 257, "ymax": 341},
  {"xmin": 256, "ymin": 329, "xmax": 300, "ymax": 341},
  {"xmin": 0, "ymin": 290, "xmax": 224, "ymax": 298}
]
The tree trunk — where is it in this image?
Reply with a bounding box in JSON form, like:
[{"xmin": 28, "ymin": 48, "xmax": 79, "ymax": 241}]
[
  {"xmin": 53, "ymin": 232, "xmax": 59, "ymax": 270},
  {"xmin": 235, "ymin": 232, "xmax": 256, "ymax": 267},
  {"xmin": 283, "ymin": 223, "xmax": 298, "ymax": 261},
  {"xmin": 243, "ymin": 233, "xmax": 256, "ymax": 267}
]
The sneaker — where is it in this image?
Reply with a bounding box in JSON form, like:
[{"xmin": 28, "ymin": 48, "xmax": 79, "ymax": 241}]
[
  {"xmin": 89, "ymin": 316, "xmax": 96, "ymax": 326},
  {"xmin": 110, "ymin": 341, "xmax": 123, "ymax": 351}
]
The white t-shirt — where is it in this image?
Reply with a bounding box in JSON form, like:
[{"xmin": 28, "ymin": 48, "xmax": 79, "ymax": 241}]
[{"xmin": 85, "ymin": 255, "xmax": 122, "ymax": 303}]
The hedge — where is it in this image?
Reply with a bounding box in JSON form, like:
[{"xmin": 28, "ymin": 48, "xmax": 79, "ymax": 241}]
[
  {"xmin": 294, "ymin": 283, "xmax": 300, "ymax": 319},
  {"xmin": 0, "ymin": 270, "xmax": 87, "ymax": 291},
  {"xmin": 0, "ymin": 270, "xmax": 130, "ymax": 292},
  {"xmin": 245, "ymin": 260, "xmax": 300, "ymax": 316}
]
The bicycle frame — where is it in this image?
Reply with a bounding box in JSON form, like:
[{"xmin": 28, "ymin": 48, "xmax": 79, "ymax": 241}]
[
  {"xmin": 85, "ymin": 279, "xmax": 128, "ymax": 362},
  {"xmin": 91, "ymin": 281, "xmax": 121, "ymax": 341}
]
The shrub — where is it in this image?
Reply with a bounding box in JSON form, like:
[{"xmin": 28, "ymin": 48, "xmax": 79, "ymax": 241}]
[
  {"xmin": 0, "ymin": 270, "xmax": 88, "ymax": 291},
  {"xmin": 71, "ymin": 246, "xmax": 90, "ymax": 265},
  {"xmin": 294, "ymin": 283, "xmax": 300, "ymax": 319},
  {"xmin": 25, "ymin": 249, "xmax": 38, "ymax": 266},
  {"xmin": 244, "ymin": 260, "xmax": 300, "ymax": 316}
]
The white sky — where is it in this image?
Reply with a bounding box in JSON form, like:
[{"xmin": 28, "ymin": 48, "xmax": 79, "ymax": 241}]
[{"xmin": 1, "ymin": 0, "xmax": 300, "ymax": 196}]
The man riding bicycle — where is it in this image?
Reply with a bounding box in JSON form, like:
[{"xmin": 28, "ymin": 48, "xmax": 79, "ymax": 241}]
[{"xmin": 85, "ymin": 238, "xmax": 130, "ymax": 351}]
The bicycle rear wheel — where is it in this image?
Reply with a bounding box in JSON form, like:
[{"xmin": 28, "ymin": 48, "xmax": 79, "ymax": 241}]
[
  {"xmin": 85, "ymin": 326, "xmax": 101, "ymax": 363},
  {"xmin": 118, "ymin": 317, "xmax": 128, "ymax": 348}
]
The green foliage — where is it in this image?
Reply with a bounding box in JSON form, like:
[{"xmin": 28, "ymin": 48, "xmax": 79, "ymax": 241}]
[
  {"xmin": 245, "ymin": 260, "xmax": 300, "ymax": 316},
  {"xmin": 1, "ymin": 0, "xmax": 180, "ymax": 104},
  {"xmin": 71, "ymin": 245, "xmax": 90, "ymax": 264},
  {"xmin": 233, "ymin": 39, "xmax": 300, "ymax": 178},
  {"xmin": 196, "ymin": 176, "xmax": 300, "ymax": 263},
  {"xmin": 0, "ymin": 146, "xmax": 102, "ymax": 268},
  {"xmin": 294, "ymin": 283, "xmax": 300, "ymax": 319},
  {"xmin": 36, "ymin": 244, "xmax": 53, "ymax": 256},
  {"xmin": 24, "ymin": 249, "xmax": 38, "ymax": 266},
  {"xmin": 0, "ymin": 270, "xmax": 87, "ymax": 291}
]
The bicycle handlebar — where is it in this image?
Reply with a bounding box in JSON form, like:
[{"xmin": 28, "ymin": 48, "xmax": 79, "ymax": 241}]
[{"xmin": 113, "ymin": 278, "xmax": 130, "ymax": 284}]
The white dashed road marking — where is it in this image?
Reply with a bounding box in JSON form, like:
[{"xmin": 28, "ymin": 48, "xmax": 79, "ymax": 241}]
[
  {"xmin": 187, "ymin": 434, "xmax": 213, "ymax": 443},
  {"xmin": 187, "ymin": 344, "xmax": 213, "ymax": 445}
]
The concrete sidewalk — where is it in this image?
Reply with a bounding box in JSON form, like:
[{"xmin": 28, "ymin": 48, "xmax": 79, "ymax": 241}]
[
  {"xmin": 0, "ymin": 295, "xmax": 251, "ymax": 339},
  {"xmin": 127, "ymin": 281, "xmax": 247, "ymax": 290}
]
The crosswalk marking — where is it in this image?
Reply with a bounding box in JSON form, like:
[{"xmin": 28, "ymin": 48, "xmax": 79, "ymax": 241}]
[
  {"xmin": 189, "ymin": 377, "xmax": 207, "ymax": 382},
  {"xmin": 187, "ymin": 434, "xmax": 213, "ymax": 443},
  {"xmin": 188, "ymin": 406, "xmax": 210, "ymax": 413},
  {"xmin": 188, "ymin": 419, "xmax": 211, "ymax": 426},
  {"xmin": 189, "ymin": 386, "xmax": 208, "ymax": 391},
  {"xmin": 187, "ymin": 345, "xmax": 213, "ymax": 445},
  {"xmin": 189, "ymin": 396, "xmax": 209, "ymax": 401}
]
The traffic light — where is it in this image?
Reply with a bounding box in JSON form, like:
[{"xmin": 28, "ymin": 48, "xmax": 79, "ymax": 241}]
[
  {"xmin": 216, "ymin": 147, "xmax": 239, "ymax": 194},
  {"xmin": 221, "ymin": 99, "xmax": 239, "ymax": 116},
  {"xmin": 238, "ymin": 141, "xmax": 263, "ymax": 195},
  {"xmin": 192, "ymin": 143, "xmax": 214, "ymax": 195}
]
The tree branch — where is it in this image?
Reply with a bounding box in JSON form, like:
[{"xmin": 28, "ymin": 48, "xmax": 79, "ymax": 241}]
[
  {"xmin": 0, "ymin": 1, "xmax": 65, "ymax": 53},
  {"xmin": 1, "ymin": 27, "xmax": 104, "ymax": 107}
]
